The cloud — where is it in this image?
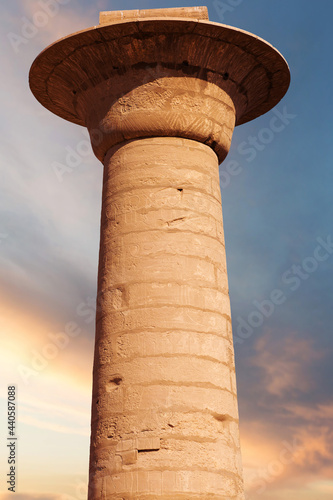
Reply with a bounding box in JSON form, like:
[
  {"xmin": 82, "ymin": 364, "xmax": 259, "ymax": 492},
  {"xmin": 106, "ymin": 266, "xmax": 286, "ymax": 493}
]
[
  {"xmin": 15, "ymin": 0, "xmax": 95, "ymax": 48},
  {"xmin": 241, "ymin": 420, "xmax": 333, "ymax": 499},
  {"xmin": 292, "ymin": 426, "xmax": 333, "ymax": 471},
  {"xmin": 0, "ymin": 17, "xmax": 103, "ymax": 330},
  {"xmin": 288, "ymin": 402, "xmax": 333, "ymax": 422},
  {"xmin": 18, "ymin": 390, "xmax": 90, "ymax": 436},
  {"xmin": 251, "ymin": 332, "xmax": 324, "ymax": 397},
  {"xmin": 0, "ymin": 291, "xmax": 94, "ymax": 381},
  {"xmin": 0, "ymin": 292, "xmax": 92, "ymax": 442},
  {"xmin": 240, "ymin": 332, "xmax": 332, "ymax": 499}
]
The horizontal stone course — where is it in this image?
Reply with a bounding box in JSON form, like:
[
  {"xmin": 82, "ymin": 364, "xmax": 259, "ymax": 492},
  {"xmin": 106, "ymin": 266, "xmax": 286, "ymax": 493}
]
[
  {"xmin": 90, "ymin": 469, "xmax": 240, "ymax": 496},
  {"xmin": 98, "ymin": 253, "xmax": 217, "ymax": 287},
  {"xmin": 95, "ymin": 306, "xmax": 231, "ymax": 336},
  {"xmin": 97, "ymin": 282, "xmax": 231, "ymax": 315},
  {"xmin": 92, "ymin": 383, "xmax": 238, "ymax": 417},
  {"xmin": 100, "ymin": 356, "xmax": 233, "ymax": 390},
  {"xmin": 103, "ymin": 185, "xmax": 224, "ymax": 224},
  {"xmin": 93, "ymin": 410, "xmax": 240, "ymax": 440},
  {"xmin": 103, "ymin": 165, "xmax": 222, "ymax": 201},
  {"xmin": 104, "ymin": 208, "xmax": 222, "ymax": 239},
  {"xmin": 99, "ymin": 228, "xmax": 227, "ymax": 269},
  {"xmin": 137, "ymin": 439, "xmax": 241, "ymax": 474},
  {"xmin": 113, "ymin": 329, "xmax": 234, "ymax": 363}
]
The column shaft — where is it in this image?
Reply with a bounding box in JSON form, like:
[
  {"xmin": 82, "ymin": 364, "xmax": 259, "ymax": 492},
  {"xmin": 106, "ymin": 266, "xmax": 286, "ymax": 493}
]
[{"xmin": 88, "ymin": 137, "xmax": 244, "ymax": 499}]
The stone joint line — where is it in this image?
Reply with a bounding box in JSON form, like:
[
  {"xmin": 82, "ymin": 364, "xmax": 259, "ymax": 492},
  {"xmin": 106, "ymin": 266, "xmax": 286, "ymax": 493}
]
[{"xmin": 115, "ymin": 437, "xmax": 161, "ymax": 465}]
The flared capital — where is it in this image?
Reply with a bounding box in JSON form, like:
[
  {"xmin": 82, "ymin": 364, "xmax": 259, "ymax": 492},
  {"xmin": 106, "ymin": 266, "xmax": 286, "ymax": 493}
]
[{"xmin": 29, "ymin": 6, "xmax": 290, "ymax": 163}]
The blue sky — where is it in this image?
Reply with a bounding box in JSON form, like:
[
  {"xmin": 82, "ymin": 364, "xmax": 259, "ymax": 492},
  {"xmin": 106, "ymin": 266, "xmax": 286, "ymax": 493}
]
[{"xmin": 1, "ymin": 1, "xmax": 333, "ymax": 499}]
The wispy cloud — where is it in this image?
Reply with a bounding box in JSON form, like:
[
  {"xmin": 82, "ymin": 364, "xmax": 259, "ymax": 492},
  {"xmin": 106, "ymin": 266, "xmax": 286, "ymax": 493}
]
[
  {"xmin": 239, "ymin": 331, "xmax": 332, "ymax": 499},
  {"xmin": 251, "ymin": 332, "xmax": 324, "ymax": 397},
  {"xmin": 289, "ymin": 402, "xmax": 333, "ymax": 421},
  {"xmin": 292, "ymin": 426, "xmax": 333, "ymax": 470},
  {"xmin": 18, "ymin": 391, "xmax": 90, "ymax": 436},
  {"xmin": 242, "ymin": 419, "xmax": 333, "ymax": 499}
]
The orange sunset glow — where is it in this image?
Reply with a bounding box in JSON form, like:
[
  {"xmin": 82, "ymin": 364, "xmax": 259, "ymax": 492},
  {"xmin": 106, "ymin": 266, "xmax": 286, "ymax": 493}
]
[{"xmin": 1, "ymin": 1, "xmax": 333, "ymax": 499}]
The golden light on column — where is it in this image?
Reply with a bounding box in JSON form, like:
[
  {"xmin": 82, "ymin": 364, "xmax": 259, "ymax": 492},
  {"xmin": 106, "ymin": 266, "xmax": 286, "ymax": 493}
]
[{"xmin": 29, "ymin": 6, "xmax": 289, "ymax": 499}]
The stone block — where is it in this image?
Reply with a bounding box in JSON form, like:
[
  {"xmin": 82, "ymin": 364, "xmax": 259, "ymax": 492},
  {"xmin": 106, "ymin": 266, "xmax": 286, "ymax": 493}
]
[{"xmin": 99, "ymin": 6, "xmax": 209, "ymax": 25}]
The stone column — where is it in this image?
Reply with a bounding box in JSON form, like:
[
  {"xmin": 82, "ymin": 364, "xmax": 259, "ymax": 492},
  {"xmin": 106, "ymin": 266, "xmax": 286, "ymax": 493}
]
[
  {"xmin": 29, "ymin": 6, "xmax": 290, "ymax": 499},
  {"xmin": 92, "ymin": 136, "xmax": 240, "ymax": 499}
]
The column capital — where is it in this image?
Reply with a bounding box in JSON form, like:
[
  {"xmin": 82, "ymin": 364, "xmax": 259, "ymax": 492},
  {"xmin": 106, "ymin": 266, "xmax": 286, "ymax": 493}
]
[
  {"xmin": 29, "ymin": 14, "xmax": 290, "ymax": 163},
  {"xmin": 79, "ymin": 73, "xmax": 236, "ymax": 163}
]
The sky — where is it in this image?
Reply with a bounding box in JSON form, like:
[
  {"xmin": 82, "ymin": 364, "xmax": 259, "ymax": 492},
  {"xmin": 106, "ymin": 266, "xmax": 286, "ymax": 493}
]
[{"xmin": 0, "ymin": 0, "xmax": 333, "ymax": 499}]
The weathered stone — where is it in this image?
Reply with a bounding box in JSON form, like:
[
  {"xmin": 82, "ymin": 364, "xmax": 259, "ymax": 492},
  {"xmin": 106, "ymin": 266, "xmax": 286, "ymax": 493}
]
[{"xmin": 99, "ymin": 6, "xmax": 209, "ymax": 25}]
